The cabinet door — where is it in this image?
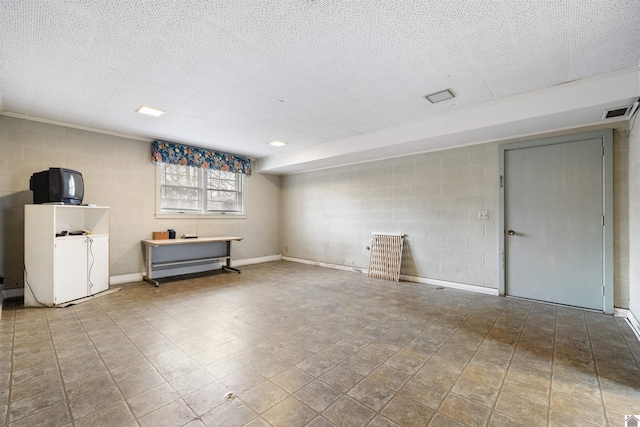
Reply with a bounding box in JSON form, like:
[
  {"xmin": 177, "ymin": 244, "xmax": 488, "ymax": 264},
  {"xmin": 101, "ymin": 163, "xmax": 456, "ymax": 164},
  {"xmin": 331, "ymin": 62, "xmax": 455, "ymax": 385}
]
[
  {"xmin": 87, "ymin": 235, "xmax": 109, "ymax": 295},
  {"xmin": 54, "ymin": 238, "xmax": 88, "ymax": 304}
]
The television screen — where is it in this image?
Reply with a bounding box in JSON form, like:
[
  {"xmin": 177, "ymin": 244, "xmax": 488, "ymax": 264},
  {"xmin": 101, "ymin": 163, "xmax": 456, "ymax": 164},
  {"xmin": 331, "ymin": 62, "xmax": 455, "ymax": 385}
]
[{"xmin": 30, "ymin": 168, "xmax": 84, "ymax": 205}]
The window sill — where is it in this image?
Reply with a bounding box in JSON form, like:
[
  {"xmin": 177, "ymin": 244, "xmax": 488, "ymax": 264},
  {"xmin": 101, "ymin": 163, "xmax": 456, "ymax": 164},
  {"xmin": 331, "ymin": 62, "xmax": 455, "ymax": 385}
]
[{"xmin": 155, "ymin": 213, "xmax": 246, "ymax": 219}]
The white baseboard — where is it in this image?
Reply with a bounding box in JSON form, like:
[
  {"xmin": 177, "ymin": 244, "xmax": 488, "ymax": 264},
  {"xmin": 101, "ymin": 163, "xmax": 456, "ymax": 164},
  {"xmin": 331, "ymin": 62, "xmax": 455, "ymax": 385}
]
[
  {"xmin": 627, "ymin": 310, "xmax": 640, "ymax": 342},
  {"xmin": 109, "ymin": 255, "xmax": 284, "ymax": 285},
  {"xmin": 110, "ymin": 273, "xmax": 144, "ymax": 285},
  {"xmin": 232, "ymin": 255, "xmax": 282, "ymax": 267},
  {"xmin": 282, "ymin": 257, "xmax": 499, "ymax": 296},
  {"xmin": 399, "ymin": 274, "xmax": 500, "ymax": 296},
  {"xmin": 282, "ymin": 257, "xmax": 367, "ymax": 274},
  {"xmin": 614, "ymin": 307, "xmax": 629, "ymax": 317}
]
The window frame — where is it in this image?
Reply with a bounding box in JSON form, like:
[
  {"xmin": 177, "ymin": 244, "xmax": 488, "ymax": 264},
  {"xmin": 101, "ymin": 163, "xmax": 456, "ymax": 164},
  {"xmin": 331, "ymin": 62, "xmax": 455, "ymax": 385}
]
[{"xmin": 155, "ymin": 163, "xmax": 247, "ymax": 219}]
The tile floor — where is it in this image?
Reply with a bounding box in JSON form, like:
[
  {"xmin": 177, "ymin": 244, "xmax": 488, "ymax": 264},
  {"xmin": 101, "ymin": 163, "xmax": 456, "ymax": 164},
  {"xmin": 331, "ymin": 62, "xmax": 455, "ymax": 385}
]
[{"xmin": 1, "ymin": 261, "xmax": 640, "ymax": 426}]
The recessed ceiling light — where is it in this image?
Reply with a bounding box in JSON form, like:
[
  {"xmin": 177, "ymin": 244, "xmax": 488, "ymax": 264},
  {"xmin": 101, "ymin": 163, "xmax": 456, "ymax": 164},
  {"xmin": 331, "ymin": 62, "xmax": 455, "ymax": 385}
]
[
  {"xmin": 269, "ymin": 141, "xmax": 287, "ymax": 147},
  {"xmin": 425, "ymin": 89, "xmax": 455, "ymax": 104},
  {"xmin": 136, "ymin": 105, "xmax": 165, "ymax": 117}
]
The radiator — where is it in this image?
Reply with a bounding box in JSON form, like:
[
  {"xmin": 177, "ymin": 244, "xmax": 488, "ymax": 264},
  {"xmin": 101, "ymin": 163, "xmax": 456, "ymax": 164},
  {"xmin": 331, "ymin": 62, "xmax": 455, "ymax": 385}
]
[{"xmin": 368, "ymin": 233, "xmax": 404, "ymax": 282}]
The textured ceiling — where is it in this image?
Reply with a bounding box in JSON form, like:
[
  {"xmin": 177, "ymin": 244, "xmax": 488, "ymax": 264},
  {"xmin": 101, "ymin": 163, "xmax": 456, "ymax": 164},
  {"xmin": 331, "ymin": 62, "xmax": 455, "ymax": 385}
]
[{"xmin": 1, "ymin": 1, "xmax": 640, "ymax": 165}]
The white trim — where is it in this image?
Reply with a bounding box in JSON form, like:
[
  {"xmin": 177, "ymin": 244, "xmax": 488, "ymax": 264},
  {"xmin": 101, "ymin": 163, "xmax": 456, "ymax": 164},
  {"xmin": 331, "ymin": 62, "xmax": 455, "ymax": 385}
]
[
  {"xmin": 155, "ymin": 163, "xmax": 247, "ymax": 217},
  {"xmin": 155, "ymin": 214, "xmax": 247, "ymax": 220},
  {"xmin": 109, "ymin": 255, "xmax": 283, "ymax": 284},
  {"xmin": 282, "ymin": 257, "xmax": 499, "ymax": 296},
  {"xmin": 627, "ymin": 311, "xmax": 640, "ymax": 342},
  {"xmin": 399, "ymin": 274, "xmax": 500, "ymax": 296},
  {"xmin": 110, "ymin": 273, "xmax": 144, "ymax": 285},
  {"xmin": 282, "ymin": 257, "xmax": 368, "ymax": 274},
  {"xmin": 232, "ymin": 255, "xmax": 282, "ymax": 267},
  {"xmin": 614, "ymin": 308, "xmax": 629, "ymax": 317}
]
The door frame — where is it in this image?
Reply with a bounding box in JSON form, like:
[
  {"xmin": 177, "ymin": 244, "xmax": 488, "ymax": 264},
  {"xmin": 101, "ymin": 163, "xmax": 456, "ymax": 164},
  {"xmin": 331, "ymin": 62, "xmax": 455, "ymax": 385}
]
[{"xmin": 498, "ymin": 130, "xmax": 614, "ymax": 314}]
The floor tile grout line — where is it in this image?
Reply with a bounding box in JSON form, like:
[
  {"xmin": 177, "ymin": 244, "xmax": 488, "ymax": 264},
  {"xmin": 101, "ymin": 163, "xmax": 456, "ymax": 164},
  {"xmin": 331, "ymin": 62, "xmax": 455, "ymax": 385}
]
[
  {"xmin": 389, "ymin": 293, "xmax": 507, "ymax": 425},
  {"xmin": 74, "ymin": 297, "xmax": 171, "ymax": 424},
  {"xmin": 546, "ymin": 304, "xmax": 558, "ymax": 425},
  {"xmin": 470, "ymin": 297, "xmax": 535, "ymax": 426},
  {"xmin": 584, "ymin": 310, "xmax": 609, "ymax": 419},
  {"xmin": 4, "ymin": 301, "xmax": 17, "ymax": 427},
  {"xmin": 45, "ymin": 307, "xmax": 74, "ymax": 426}
]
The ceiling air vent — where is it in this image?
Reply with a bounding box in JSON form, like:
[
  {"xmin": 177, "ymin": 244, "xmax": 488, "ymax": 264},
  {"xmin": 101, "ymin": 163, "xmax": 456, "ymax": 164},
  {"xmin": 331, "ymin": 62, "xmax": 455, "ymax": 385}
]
[{"xmin": 601, "ymin": 106, "xmax": 632, "ymax": 119}]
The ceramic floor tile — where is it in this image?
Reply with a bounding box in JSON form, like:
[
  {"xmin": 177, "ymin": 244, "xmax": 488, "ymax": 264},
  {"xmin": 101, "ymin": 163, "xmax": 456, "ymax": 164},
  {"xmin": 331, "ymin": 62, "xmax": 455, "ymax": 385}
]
[
  {"xmin": 381, "ymin": 395, "xmax": 434, "ymax": 427},
  {"xmin": 220, "ymin": 367, "xmax": 266, "ymax": 394},
  {"xmin": 64, "ymin": 371, "xmax": 122, "ymax": 415},
  {"xmin": 294, "ymin": 380, "xmax": 342, "ymax": 412},
  {"xmin": 399, "ymin": 378, "xmax": 448, "ymax": 410},
  {"xmin": 241, "ymin": 381, "xmax": 289, "ymax": 414},
  {"xmin": 454, "ymin": 375, "xmax": 500, "ymax": 407},
  {"xmin": 138, "ymin": 399, "xmax": 198, "ymax": 427},
  {"xmin": 439, "ymin": 394, "xmax": 492, "ymax": 427},
  {"xmin": 2, "ymin": 262, "xmax": 640, "ymax": 427},
  {"xmin": 9, "ymin": 387, "xmax": 67, "ymax": 423},
  {"xmin": 183, "ymin": 381, "xmax": 230, "ymax": 416},
  {"xmin": 271, "ymin": 367, "xmax": 314, "ymax": 393},
  {"xmin": 201, "ymin": 400, "xmax": 256, "ymax": 427},
  {"xmin": 169, "ymin": 368, "xmax": 216, "ymax": 396},
  {"xmin": 368, "ymin": 365, "xmax": 409, "ymax": 391},
  {"xmin": 74, "ymin": 400, "xmax": 135, "ymax": 427},
  {"xmin": 494, "ymin": 392, "xmax": 549, "ymax": 425},
  {"xmin": 323, "ymin": 396, "xmax": 376, "ymax": 427},
  {"xmin": 347, "ymin": 378, "xmax": 394, "ymax": 411},
  {"xmin": 7, "ymin": 402, "xmax": 70, "ymax": 427},
  {"xmin": 307, "ymin": 416, "xmax": 338, "ymax": 427},
  {"xmin": 428, "ymin": 413, "xmax": 472, "ymax": 427},
  {"xmin": 262, "ymin": 396, "xmax": 316, "ymax": 427},
  {"xmin": 549, "ymin": 391, "xmax": 606, "ymax": 425},
  {"xmin": 296, "ymin": 354, "xmax": 337, "ymax": 377},
  {"xmin": 117, "ymin": 368, "xmax": 167, "ymax": 399},
  {"xmin": 127, "ymin": 383, "xmax": 180, "ymax": 418}
]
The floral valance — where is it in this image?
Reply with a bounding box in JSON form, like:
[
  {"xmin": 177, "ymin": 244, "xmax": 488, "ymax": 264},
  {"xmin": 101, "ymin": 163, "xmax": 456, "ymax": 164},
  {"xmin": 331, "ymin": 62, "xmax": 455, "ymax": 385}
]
[{"xmin": 151, "ymin": 140, "xmax": 251, "ymax": 175}]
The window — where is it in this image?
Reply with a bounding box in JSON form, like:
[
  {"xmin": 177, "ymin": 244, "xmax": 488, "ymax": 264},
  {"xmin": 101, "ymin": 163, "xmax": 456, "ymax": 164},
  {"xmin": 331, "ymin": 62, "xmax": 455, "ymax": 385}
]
[{"xmin": 156, "ymin": 163, "xmax": 246, "ymax": 217}]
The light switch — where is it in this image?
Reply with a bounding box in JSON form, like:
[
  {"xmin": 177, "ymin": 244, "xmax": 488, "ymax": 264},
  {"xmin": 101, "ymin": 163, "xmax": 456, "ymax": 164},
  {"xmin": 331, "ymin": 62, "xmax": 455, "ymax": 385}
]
[{"xmin": 478, "ymin": 210, "xmax": 489, "ymax": 220}]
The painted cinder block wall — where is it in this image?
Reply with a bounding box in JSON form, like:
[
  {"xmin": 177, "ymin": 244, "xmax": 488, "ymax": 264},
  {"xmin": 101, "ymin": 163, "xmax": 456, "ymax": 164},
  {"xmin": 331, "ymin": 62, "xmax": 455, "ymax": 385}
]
[
  {"xmin": 281, "ymin": 124, "xmax": 631, "ymax": 308},
  {"xmin": 0, "ymin": 115, "xmax": 281, "ymax": 284},
  {"xmin": 628, "ymin": 116, "xmax": 640, "ymax": 321}
]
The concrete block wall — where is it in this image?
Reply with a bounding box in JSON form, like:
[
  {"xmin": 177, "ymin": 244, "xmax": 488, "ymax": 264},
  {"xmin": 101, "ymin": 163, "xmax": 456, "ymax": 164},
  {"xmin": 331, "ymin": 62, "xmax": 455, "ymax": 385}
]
[
  {"xmin": 614, "ymin": 130, "xmax": 630, "ymax": 307},
  {"xmin": 282, "ymin": 143, "xmax": 500, "ymax": 289},
  {"xmin": 282, "ymin": 127, "xmax": 631, "ymax": 306},
  {"xmin": 629, "ymin": 117, "xmax": 640, "ymax": 319},
  {"xmin": 0, "ymin": 115, "xmax": 281, "ymax": 285}
]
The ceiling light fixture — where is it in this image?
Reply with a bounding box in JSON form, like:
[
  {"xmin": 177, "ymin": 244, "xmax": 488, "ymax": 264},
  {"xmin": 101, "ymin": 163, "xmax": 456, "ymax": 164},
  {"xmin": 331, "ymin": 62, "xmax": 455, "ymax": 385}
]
[
  {"xmin": 425, "ymin": 89, "xmax": 455, "ymax": 103},
  {"xmin": 269, "ymin": 141, "xmax": 287, "ymax": 147},
  {"xmin": 136, "ymin": 105, "xmax": 165, "ymax": 117}
]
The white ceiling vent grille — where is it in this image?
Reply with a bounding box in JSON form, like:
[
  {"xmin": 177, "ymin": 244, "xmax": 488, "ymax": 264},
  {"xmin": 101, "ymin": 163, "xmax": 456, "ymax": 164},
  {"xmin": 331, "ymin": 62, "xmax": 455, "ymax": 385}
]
[{"xmin": 601, "ymin": 105, "xmax": 632, "ymax": 119}]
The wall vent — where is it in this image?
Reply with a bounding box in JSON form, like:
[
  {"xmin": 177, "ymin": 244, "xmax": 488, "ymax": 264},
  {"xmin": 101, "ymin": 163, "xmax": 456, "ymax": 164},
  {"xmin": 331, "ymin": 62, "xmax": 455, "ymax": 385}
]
[{"xmin": 601, "ymin": 106, "xmax": 632, "ymax": 119}]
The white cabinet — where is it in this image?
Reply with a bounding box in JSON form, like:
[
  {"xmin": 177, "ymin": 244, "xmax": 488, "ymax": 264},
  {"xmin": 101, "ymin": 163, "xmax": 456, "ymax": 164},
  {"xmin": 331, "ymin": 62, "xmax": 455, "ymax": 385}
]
[{"xmin": 24, "ymin": 205, "xmax": 110, "ymax": 307}]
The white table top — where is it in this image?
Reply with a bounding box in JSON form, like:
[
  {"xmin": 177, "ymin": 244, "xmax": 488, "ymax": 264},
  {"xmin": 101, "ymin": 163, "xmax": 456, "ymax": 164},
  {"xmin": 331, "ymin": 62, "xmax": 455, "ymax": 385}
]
[{"xmin": 142, "ymin": 236, "xmax": 243, "ymax": 247}]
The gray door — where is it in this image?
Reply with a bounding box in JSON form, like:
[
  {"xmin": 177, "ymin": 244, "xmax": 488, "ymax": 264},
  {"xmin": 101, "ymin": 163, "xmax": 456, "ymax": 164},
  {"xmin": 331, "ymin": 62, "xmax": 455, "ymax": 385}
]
[{"xmin": 504, "ymin": 138, "xmax": 603, "ymax": 310}]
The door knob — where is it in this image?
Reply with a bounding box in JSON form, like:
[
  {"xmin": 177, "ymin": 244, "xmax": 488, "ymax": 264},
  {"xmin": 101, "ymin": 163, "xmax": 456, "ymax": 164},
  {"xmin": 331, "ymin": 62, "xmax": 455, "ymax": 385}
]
[{"xmin": 507, "ymin": 230, "xmax": 515, "ymax": 235}]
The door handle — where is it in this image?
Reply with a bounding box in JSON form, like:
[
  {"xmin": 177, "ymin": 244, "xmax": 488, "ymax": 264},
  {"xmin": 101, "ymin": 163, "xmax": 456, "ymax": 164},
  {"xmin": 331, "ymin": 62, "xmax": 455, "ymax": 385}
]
[{"xmin": 507, "ymin": 230, "xmax": 515, "ymax": 235}]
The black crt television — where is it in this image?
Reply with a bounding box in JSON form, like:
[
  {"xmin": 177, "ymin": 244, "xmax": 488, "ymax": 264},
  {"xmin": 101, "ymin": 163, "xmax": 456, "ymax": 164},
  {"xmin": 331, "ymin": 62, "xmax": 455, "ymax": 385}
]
[{"xmin": 30, "ymin": 168, "xmax": 84, "ymax": 205}]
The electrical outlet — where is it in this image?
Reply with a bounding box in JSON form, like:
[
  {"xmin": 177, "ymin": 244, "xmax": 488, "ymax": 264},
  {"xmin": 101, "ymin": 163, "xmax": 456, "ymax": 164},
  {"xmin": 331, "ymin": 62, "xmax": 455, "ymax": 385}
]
[{"xmin": 478, "ymin": 210, "xmax": 489, "ymax": 220}]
